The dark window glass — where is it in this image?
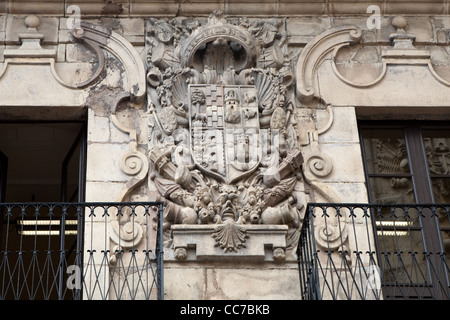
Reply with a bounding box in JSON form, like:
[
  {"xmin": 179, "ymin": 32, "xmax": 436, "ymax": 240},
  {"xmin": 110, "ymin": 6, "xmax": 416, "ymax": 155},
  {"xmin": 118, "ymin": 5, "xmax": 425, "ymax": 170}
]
[{"xmin": 360, "ymin": 122, "xmax": 450, "ymax": 299}]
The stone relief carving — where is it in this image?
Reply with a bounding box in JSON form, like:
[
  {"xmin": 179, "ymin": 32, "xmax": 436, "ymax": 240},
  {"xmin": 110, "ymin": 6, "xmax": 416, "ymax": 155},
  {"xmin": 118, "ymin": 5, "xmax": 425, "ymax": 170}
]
[
  {"xmin": 145, "ymin": 13, "xmax": 434, "ymax": 261},
  {"xmin": 109, "ymin": 94, "xmax": 150, "ymax": 263},
  {"xmin": 145, "ymin": 11, "xmax": 304, "ymax": 259},
  {"xmin": 425, "ymin": 137, "xmax": 450, "ymax": 205},
  {"xmin": 299, "ymin": 105, "xmax": 350, "ymax": 255}
]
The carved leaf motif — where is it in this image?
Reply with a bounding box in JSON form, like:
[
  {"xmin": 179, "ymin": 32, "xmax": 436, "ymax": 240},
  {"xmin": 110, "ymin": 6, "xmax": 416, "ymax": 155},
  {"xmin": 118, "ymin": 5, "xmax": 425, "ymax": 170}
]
[{"xmin": 212, "ymin": 220, "xmax": 248, "ymax": 252}]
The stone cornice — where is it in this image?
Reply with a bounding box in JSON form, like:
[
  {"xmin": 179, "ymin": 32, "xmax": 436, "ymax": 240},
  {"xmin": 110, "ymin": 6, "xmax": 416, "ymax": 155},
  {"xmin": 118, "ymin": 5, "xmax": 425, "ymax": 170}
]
[{"xmin": 1, "ymin": 1, "xmax": 448, "ymax": 17}]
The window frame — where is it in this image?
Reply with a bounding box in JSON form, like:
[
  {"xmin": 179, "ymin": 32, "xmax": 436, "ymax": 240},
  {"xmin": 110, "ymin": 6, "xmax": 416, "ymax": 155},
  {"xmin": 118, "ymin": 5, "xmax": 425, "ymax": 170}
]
[{"xmin": 359, "ymin": 120, "xmax": 450, "ymax": 299}]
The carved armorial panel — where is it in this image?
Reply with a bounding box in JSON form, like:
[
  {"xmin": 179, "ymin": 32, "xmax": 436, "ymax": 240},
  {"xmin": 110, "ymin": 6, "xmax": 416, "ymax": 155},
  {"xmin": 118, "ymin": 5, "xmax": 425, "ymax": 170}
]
[{"xmin": 146, "ymin": 11, "xmax": 303, "ymax": 260}]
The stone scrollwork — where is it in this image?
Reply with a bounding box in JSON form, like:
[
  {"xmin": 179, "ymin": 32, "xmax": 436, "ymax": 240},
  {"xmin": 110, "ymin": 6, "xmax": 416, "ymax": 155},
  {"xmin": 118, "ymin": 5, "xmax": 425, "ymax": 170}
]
[
  {"xmin": 109, "ymin": 94, "xmax": 150, "ymax": 264},
  {"xmin": 120, "ymin": 151, "xmax": 148, "ymax": 177},
  {"xmin": 71, "ymin": 22, "xmax": 146, "ymax": 101},
  {"xmin": 296, "ymin": 25, "xmax": 362, "ymax": 104},
  {"xmin": 302, "ymin": 105, "xmax": 334, "ymax": 181},
  {"xmin": 303, "ymin": 17, "xmax": 450, "ymax": 108},
  {"xmin": 146, "ymin": 11, "xmax": 304, "ymax": 258},
  {"xmin": 70, "ymin": 23, "xmax": 150, "ymax": 262},
  {"xmin": 300, "ymin": 105, "xmax": 349, "ymax": 254},
  {"xmin": 305, "ymin": 152, "xmax": 333, "ymax": 179}
]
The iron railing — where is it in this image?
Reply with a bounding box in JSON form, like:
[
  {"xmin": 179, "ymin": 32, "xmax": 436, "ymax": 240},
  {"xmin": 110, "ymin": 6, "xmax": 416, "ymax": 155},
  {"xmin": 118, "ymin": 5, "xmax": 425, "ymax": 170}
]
[
  {"xmin": 0, "ymin": 202, "xmax": 164, "ymax": 300},
  {"xmin": 297, "ymin": 203, "xmax": 450, "ymax": 300}
]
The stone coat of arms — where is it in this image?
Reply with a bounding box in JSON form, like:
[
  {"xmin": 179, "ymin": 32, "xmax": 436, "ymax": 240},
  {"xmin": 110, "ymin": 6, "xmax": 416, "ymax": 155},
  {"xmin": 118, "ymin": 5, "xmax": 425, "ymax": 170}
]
[
  {"xmin": 189, "ymin": 84, "xmax": 261, "ymax": 184},
  {"xmin": 145, "ymin": 11, "xmax": 305, "ymax": 258}
]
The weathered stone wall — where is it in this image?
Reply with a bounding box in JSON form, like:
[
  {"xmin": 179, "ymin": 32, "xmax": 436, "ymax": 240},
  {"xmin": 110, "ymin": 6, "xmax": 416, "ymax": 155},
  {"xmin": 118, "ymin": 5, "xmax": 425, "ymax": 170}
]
[
  {"xmin": 1, "ymin": 10, "xmax": 450, "ymax": 300},
  {"xmin": 1, "ymin": 1, "xmax": 450, "ymax": 16}
]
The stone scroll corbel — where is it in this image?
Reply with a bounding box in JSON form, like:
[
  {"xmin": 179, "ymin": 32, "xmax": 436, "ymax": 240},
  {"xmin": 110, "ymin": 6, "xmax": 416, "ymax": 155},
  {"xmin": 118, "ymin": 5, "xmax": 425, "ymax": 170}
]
[
  {"xmin": 108, "ymin": 98, "xmax": 150, "ymax": 264},
  {"xmin": 67, "ymin": 22, "xmax": 149, "ymax": 263},
  {"xmin": 294, "ymin": 26, "xmax": 358, "ymax": 253},
  {"xmin": 301, "ymin": 106, "xmax": 350, "ymax": 254}
]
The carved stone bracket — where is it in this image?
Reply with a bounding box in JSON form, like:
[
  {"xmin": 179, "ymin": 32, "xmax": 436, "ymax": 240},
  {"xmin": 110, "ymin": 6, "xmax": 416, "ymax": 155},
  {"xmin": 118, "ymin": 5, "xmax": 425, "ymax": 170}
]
[{"xmin": 172, "ymin": 224, "xmax": 288, "ymax": 261}]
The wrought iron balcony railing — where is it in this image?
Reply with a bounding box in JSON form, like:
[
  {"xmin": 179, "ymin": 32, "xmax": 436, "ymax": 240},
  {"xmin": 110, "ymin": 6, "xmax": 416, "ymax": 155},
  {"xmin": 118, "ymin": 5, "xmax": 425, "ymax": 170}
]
[
  {"xmin": 297, "ymin": 203, "xmax": 450, "ymax": 300},
  {"xmin": 0, "ymin": 202, "xmax": 164, "ymax": 300}
]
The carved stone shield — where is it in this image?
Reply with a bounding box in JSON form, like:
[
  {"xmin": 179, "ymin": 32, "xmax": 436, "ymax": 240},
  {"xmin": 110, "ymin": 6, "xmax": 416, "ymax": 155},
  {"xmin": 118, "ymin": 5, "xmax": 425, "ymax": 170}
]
[{"xmin": 189, "ymin": 84, "xmax": 261, "ymax": 183}]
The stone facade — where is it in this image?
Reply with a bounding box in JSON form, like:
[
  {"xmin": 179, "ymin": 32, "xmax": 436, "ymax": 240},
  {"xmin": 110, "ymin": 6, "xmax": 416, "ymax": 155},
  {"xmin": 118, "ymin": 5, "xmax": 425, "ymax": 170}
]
[{"xmin": 1, "ymin": 2, "xmax": 450, "ymax": 300}]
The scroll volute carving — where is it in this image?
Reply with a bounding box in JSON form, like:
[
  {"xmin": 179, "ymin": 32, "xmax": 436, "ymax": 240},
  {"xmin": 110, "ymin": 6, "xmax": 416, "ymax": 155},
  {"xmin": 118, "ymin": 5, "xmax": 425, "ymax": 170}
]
[
  {"xmin": 109, "ymin": 94, "xmax": 151, "ymax": 264},
  {"xmin": 296, "ymin": 25, "xmax": 362, "ymax": 104}
]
